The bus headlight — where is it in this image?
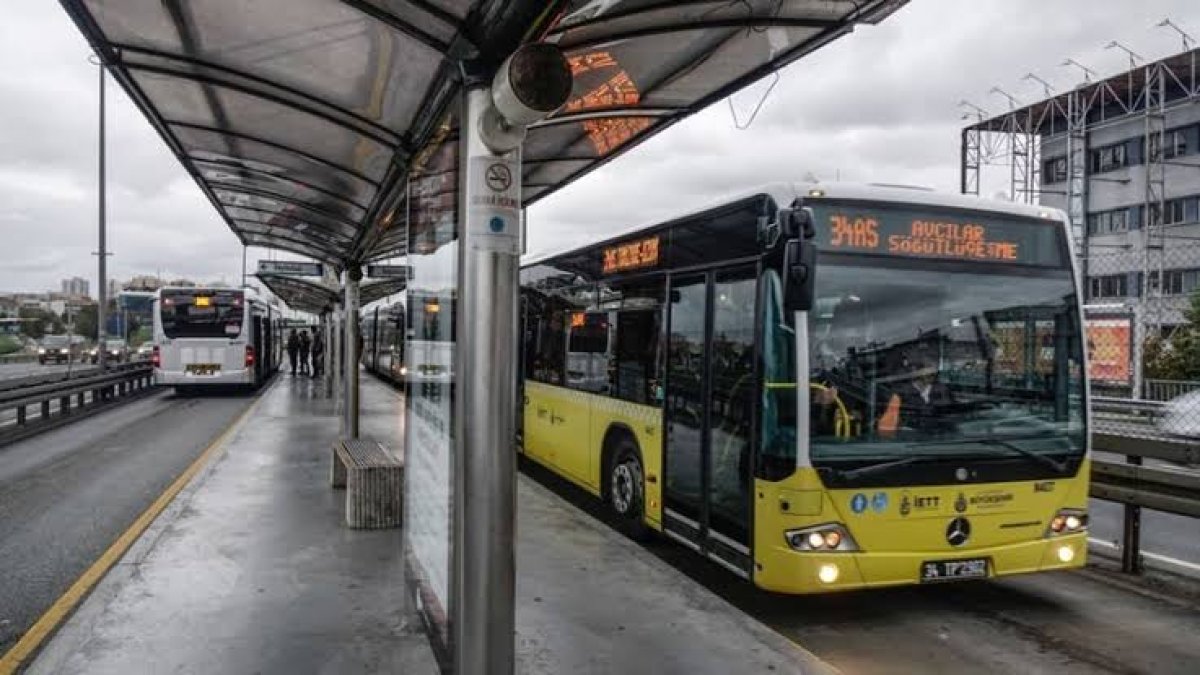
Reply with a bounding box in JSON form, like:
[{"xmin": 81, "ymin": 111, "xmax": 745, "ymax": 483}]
[
  {"xmin": 785, "ymin": 523, "xmax": 858, "ymax": 552},
  {"xmin": 1045, "ymin": 508, "xmax": 1087, "ymax": 537}
]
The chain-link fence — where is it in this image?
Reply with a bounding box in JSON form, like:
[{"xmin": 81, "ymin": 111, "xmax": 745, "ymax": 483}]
[{"xmin": 1083, "ymin": 236, "xmax": 1200, "ymax": 441}]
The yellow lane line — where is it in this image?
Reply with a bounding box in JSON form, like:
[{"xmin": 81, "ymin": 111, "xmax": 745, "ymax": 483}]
[{"xmin": 0, "ymin": 387, "xmax": 270, "ymax": 674}]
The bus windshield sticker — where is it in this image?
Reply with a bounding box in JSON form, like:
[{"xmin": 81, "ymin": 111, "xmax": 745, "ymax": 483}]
[
  {"xmin": 809, "ymin": 203, "xmax": 1064, "ymax": 266},
  {"xmin": 602, "ymin": 235, "xmax": 660, "ymax": 274}
]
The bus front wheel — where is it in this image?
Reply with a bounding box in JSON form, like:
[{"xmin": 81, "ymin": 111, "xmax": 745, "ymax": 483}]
[{"xmin": 608, "ymin": 439, "xmax": 649, "ymax": 541}]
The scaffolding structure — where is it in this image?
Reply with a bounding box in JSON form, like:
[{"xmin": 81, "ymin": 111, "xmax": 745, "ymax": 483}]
[{"xmin": 961, "ymin": 47, "xmax": 1200, "ymax": 396}]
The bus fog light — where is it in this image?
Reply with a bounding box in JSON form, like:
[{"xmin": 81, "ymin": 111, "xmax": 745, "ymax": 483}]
[
  {"xmin": 818, "ymin": 564, "xmax": 839, "ymax": 584},
  {"xmin": 1057, "ymin": 545, "xmax": 1075, "ymax": 563}
]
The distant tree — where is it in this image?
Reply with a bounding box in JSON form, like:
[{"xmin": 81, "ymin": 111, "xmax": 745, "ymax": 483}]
[
  {"xmin": 1144, "ymin": 290, "xmax": 1200, "ymax": 381},
  {"xmin": 73, "ymin": 305, "xmax": 99, "ymax": 341},
  {"xmin": 18, "ymin": 307, "xmax": 62, "ymax": 340}
]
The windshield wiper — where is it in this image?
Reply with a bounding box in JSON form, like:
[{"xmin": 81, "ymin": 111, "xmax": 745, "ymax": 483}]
[
  {"xmin": 915, "ymin": 436, "xmax": 1070, "ymax": 474},
  {"xmin": 971, "ymin": 439, "xmax": 1069, "ymax": 474},
  {"xmin": 833, "ymin": 454, "xmax": 972, "ymax": 482}
]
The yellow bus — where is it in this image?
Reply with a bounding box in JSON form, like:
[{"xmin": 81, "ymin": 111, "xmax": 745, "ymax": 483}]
[{"xmin": 519, "ymin": 183, "xmax": 1089, "ymax": 593}]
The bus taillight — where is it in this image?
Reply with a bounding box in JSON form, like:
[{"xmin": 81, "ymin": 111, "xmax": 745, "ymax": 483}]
[
  {"xmin": 245, "ymin": 345, "xmax": 256, "ymax": 368},
  {"xmin": 151, "ymin": 345, "xmax": 161, "ymax": 368}
]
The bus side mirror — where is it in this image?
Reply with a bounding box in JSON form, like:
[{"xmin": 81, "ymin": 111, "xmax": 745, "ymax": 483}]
[
  {"xmin": 783, "ymin": 239, "xmax": 816, "ymax": 313},
  {"xmin": 779, "ymin": 207, "xmax": 815, "ymax": 240}
]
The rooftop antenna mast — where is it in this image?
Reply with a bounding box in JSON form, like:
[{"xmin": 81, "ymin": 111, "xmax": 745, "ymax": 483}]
[{"xmin": 1157, "ymin": 18, "xmax": 1195, "ymax": 51}]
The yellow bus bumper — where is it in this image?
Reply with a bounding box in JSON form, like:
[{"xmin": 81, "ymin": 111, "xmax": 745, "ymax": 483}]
[{"xmin": 754, "ymin": 532, "xmax": 1089, "ymax": 594}]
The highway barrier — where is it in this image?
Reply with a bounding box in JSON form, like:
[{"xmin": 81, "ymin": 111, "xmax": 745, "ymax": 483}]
[
  {"xmin": 1092, "ymin": 397, "xmax": 1200, "ymax": 574},
  {"xmin": 0, "ymin": 365, "xmax": 155, "ymax": 446}
]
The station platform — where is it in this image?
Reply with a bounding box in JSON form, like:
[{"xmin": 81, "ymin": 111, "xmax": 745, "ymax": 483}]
[{"xmin": 26, "ymin": 372, "xmax": 830, "ymax": 674}]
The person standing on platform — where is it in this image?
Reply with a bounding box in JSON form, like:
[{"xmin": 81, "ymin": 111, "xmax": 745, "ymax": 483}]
[
  {"xmin": 286, "ymin": 328, "xmax": 299, "ymax": 376},
  {"xmin": 311, "ymin": 330, "xmax": 325, "ymax": 379},
  {"xmin": 299, "ymin": 330, "xmax": 311, "ymax": 376}
]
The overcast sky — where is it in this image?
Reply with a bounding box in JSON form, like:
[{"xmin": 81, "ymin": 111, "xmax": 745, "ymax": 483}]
[{"xmin": 1, "ymin": 1, "xmax": 1195, "ymax": 294}]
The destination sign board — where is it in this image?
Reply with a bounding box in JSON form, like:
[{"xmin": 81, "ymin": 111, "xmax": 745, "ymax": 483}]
[
  {"xmin": 602, "ymin": 235, "xmax": 660, "ymax": 274},
  {"xmin": 257, "ymin": 260, "xmax": 324, "ymax": 277},
  {"xmin": 366, "ymin": 264, "xmax": 412, "ymax": 279},
  {"xmin": 807, "ymin": 203, "xmax": 1064, "ymax": 267}
]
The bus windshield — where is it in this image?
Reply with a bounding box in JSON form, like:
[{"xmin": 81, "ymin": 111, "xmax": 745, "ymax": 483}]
[
  {"xmin": 160, "ymin": 290, "xmax": 245, "ymax": 339},
  {"xmin": 761, "ymin": 253, "xmax": 1087, "ymax": 487}
]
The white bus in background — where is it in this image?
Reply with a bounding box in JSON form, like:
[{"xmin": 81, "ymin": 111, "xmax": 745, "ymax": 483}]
[
  {"xmin": 406, "ymin": 290, "xmax": 455, "ymax": 385},
  {"xmin": 152, "ymin": 286, "xmax": 281, "ymax": 393}
]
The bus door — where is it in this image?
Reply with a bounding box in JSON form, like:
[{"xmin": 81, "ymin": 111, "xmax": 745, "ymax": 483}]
[
  {"xmin": 663, "ymin": 266, "xmax": 756, "ymax": 576},
  {"xmin": 252, "ymin": 316, "xmax": 264, "ymax": 383}
]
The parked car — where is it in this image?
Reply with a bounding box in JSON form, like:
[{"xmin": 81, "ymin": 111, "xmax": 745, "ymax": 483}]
[
  {"xmin": 135, "ymin": 342, "xmax": 154, "ymax": 361},
  {"xmin": 38, "ymin": 335, "xmax": 85, "ymax": 365},
  {"xmin": 90, "ymin": 338, "xmax": 129, "ymax": 364},
  {"xmin": 1156, "ymin": 390, "xmax": 1200, "ymax": 438}
]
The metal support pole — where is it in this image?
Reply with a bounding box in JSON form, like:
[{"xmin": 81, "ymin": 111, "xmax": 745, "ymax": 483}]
[
  {"xmin": 454, "ymin": 85, "xmax": 521, "ymax": 675},
  {"xmin": 344, "ymin": 270, "xmax": 360, "ymax": 438},
  {"xmin": 324, "ymin": 311, "xmax": 335, "ymax": 397},
  {"xmin": 97, "ymin": 58, "xmax": 108, "ymax": 371},
  {"xmin": 1121, "ymin": 455, "xmax": 1144, "ymax": 573},
  {"xmin": 332, "ymin": 306, "xmax": 343, "ymax": 429}
]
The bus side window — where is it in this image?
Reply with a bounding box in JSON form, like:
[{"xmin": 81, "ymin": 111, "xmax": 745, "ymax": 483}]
[{"xmin": 614, "ymin": 310, "xmax": 661, "ymax": 404}]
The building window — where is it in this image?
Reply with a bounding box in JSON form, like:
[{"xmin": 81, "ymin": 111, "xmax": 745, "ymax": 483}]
[
  {"xmin": 1149, "ymin": 130, "xmax": 1188, "ymax": 161},
  {"xmin": 1148, "ymin": 270, "xmax": 1186, "ymax": 296},
  {"xmin": 1090, "ymin": 143, "xmax": 1129, "ymax": 173},
  {"xmin": 1087, "ymin": 208, "xmax": 1130, "ymax": 235},
  {"xmin": 1089, "ymin": 274, "xmax": 1128, "ymax": 299},
  {"xmin": 1043, "ymin": 156, "xmax": 1067, "ymax": 183}
]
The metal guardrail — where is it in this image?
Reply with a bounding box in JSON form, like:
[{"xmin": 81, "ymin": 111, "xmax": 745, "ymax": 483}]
[
  {"xmin": 1091, "ymin": 397, "xmax": 1200, "ymax": 573},
  {"xmin": 0, "ymin": 365, "xmax": 156, "ymax": 446}
]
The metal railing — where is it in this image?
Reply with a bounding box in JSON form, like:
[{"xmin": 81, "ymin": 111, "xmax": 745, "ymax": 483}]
[
  {"xmin": 0, "ymin": 365, "xmax": 155, "ymax": 446},
  {"xmin": 1143, "ymin": 378, "xmax": 1200, "ymax": 402},
  {"xmin": 1091, "ymin": 396, "xmax": 1200, "ymax": 574}
]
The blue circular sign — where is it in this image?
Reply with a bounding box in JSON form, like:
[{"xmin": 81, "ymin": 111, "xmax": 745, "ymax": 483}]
[
  {"xmin": 850, "ymin": 493, "xmax": 868, "ymax": 514},
  {"xmin": 872, "ymin": 492, "xmax": 889, "ymax": 513},
  {"xmin": 489, "ymin": 216, "xmax": 505, "ymax": 233}
]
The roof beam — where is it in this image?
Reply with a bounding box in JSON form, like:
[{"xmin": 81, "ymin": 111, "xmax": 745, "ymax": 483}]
[
  {"xmin": 168, "ymin": 120, "xmax": 381, "ymax": 186},
  {"xmin": 115, "ymin": 44, "xmax": 403, "ymax": 146}
]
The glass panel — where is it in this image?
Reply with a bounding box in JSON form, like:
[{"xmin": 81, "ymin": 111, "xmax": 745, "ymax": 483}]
[
  {"xmin": 806, "ymin": 258, "xmax": 1086, "ymax": 485},
  {"xmin": 708, "ymin": 267, "xmax": 756, "ymax": 545},
  {"xmin": 91, "ymin": 0, "xmax": 443, "ymax": 132},
  {"xmin": 136, "ymin": 71, "xmax": 392, "ymax": 182},
  {"xmin": 614, "ymin": 310, "xmax": 662, "ymax": 404},
  {"xmin": 178, "ymin": 127, "xmax": 378, "ymax": 206},
  {"xmin": 665, "ymin": 274, "xmax": 707, "ymax": 522},
  {"xmin": 160, "ymin": 289, "xmax": 245, "ymax": 339},
  {"xmin": 566, "ymin": 310, "xmax": 611, "ymax": 394}
]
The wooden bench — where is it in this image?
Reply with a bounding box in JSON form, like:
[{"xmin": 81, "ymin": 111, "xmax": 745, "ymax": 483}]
[{"xmin": 330, "ymin": 438, "xmax": 403, "ymax": 529}]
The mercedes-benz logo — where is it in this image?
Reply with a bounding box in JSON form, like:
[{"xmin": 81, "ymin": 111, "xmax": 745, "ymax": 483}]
[{"xmin": 946, "ymin": 517, "xmax": 971, "ymax": 547}]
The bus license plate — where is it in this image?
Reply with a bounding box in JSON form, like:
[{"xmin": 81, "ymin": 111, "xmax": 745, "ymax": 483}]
[
  {"xmin": 186, "ymin": 364, "xmax": 221, "ymax": 375},
  {"xmin": 920, "ymin": 558, "xmax": 988, "ymax": 583}
]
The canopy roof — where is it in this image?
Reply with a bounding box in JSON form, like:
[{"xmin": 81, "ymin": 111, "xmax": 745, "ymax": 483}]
[
  {"xmin": 257, "ymin": 272, "xmax": 406, "ymax": 313},
  {"xmin": 256, "ymin": 273, "xmax": 339, "ymax": 314},
  {"xmin": 63, "ymin": 0, "xmax": 906, "ymax": 268}
]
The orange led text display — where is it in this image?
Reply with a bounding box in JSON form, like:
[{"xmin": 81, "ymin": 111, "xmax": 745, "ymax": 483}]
[
  {"xmin": 602, "ymin": 235, "xmax": 660, "ymax": 274},
  {"xmin": 828, "ymin": 214, "xmax": 1020, "ymax": 262}
]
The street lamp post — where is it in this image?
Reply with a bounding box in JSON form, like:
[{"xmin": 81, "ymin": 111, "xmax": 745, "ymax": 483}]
[{"xmin": 94, "ymin": 55, "xmax": 109, "ymax": 370}]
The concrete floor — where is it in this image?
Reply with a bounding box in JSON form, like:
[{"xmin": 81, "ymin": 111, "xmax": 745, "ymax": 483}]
[
  {"xmin": 28, "ymin": 372, "xmax": 827, "ymax": 674},
  {"xmin": 28, "ymin": 374, "xmax": 437, "ymax": 675},
  {"xmin": 0, "ymin": 388, "xmax": 255, "ymax": 655}
]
